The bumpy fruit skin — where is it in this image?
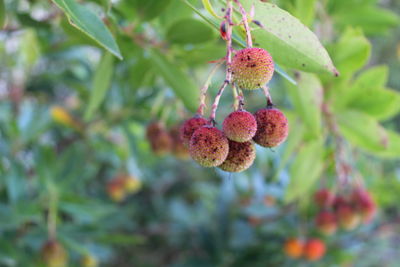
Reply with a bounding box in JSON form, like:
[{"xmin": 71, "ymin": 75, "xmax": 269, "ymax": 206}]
[
  {"xmin": 253, "ymin": 108, "xmax": 288, "ymax": 147},
  {"xmin": 284, "ymin": 238, "xmax": 304, "ymax": 259},
  {"xmin": 189, "ymin": 126, "xmax": 229, "ymax": 167},
  {"xmin": 180, "ymin": 116, "xmax": 209, "ymax": 148},
  {"xmin": 218, "ymin": 140, "xmax": 256, "ymax": 172},
  {"xmin": 41, "ymin": 240, "xmax": 68, "ymax": 267},
  {"xmin": 303, "ymin": 239, "xmax": 326, "ymax": 261},
  {"xmin": 146, "ymin": 121, "xmax": 172, "ymax": 156},
  {"xmin": 231, "ymin": 47, "xmax": 274, "ymax": 90},
  {"xmin": 222, "ymin": 110, "xmax": 257, "ymax": 142},
  {"xmin": 170, "ymin": 125, "xmax": 190, "ymax": 160},
  {"xmin": 314, "ymin": 188, "xmax": 335, "ymax": 208},
  {"xmin": 337, "ymin": 204, "xmax": 360, "ymax": 230},
  {"xmin": 315, "ymin": 211, "xmax": 337, "ymax": 235}
]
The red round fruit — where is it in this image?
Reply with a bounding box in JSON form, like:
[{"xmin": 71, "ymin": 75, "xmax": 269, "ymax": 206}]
[
  {"xmin": 180, "ymin": 116, "xmax": 208, "ymax": 147},
  {"xmin": 303, "ymin": 239, "xmax": 326, "ymax": 261},
  {"xmin": 315, "ymin": 211, "xmax": 337, "ymax": 235},
  {"xmin": 218, "ymin": 140, "xmax": 256, "ymax": 172},
  {"xmin": 253, "ymin": 108, "xmax": 288, "ymax": 147},
  {"xmin": 222, "ymin": 110, "xmax": 257, "ymax": 142},
  {"xmin": 189, "ymin": 126, "xmax": 229, "ymax": 167}
]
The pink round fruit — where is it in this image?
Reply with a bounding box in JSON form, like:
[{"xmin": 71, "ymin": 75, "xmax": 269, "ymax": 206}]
[
  {"xmin": 189, "ymin": 126, "xmax": 229, "ymax": 167},
  {"xmin": 253, "ymin": 108, "xmax": 288, "ymax": 147},
  {"xmin": 222, "ymin": 110, "xmax": 257, "ymax": 142},
  {"xmin": 180, "ymin": 116, "xmax": 209, "ymax": 147}
]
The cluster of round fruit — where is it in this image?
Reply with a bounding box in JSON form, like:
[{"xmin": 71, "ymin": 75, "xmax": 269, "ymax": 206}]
[
  {"xmin": 146, "ymin": 121, "xmax": 189, "ymax": 160},
  {"xmin": 106, "ymin": 174, "xmax": 142, "ymax": 202},
  {"xmin": 284, "ymin": 238, "xmax": 326, "ymax": 262},
  {"xmin": 314, "ymin": 186, "xmax": 377, "ymax": 235},
  {"xmin": 179, "ymin": 106, "xmax": 288, "ymax": 173},
  {"xmin": 41, "ymin": 239, "xmax": 97, "ymax": 267}
]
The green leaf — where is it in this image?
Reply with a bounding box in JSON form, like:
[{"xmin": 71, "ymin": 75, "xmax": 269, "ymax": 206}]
[
  {"xmin": 285, "ymin": 139, "xmax": 324, "ymax": 203},
  {"xmin": 0, "ymin": 0, "xmax": 4, "ymax": 29},
  {"xmin": 328, "ymin": 27, "xmax": 371, "ymax": 75},
  {"xmin": 242, "ymin": 1, "xmax": 338, "ymax": 75},
  {"xmin": 293, "ymin": 0, "xmax": 316, "ymax": 26},
  {"xmin": 130, "ymin": 0, "xmax": 173, "ymax": 21},
  {"xmin": 149, "ymin": 48, "xmax": 199, "ymax": 112},
  {"xmin": 166, "ymin": 18, "xmax": 215, "ymax": 44},
  {"xmin": 331, "ymin": 66, "xmax": 387, "ymax": 110},
  {"xmin": 346, "ymin": 88, "xmax": 400, "ymax": 121},
  {"xmin": 202, "ymin": 0, "xmax": 221, "ymax": 19},
  {"xmin": 353, "ymin": 65, "xmax": 388, "ymax": 89},
  {"xmin": 373, "ymin": 130, "xmax": 400, "ymax": 158},
  {"xmin": 334, "ymin": 7, "xmax": 400, "ymax": 35},
  {"xmin": 52, "ymin": 0, "xmax": 122, "ymax": 59},
  {"xmin": 336, "ymin": 110, "xmax": 388, "ymax": 152},
  {"xmin": 84, "ymin": 52, "xmax": 114, "ymax": 121},
  {"xmin": 286, "ymin": 72, "xmax": 322, "ymax": 138},
  {"xmin": 20, "ymin": 29, "xmax": 41, "ymax": 68}
]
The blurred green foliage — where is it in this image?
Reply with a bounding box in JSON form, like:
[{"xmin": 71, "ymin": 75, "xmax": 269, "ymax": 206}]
[{"xmin": 0, "ymin": 0, "xmax": 399, "ymax": 266}]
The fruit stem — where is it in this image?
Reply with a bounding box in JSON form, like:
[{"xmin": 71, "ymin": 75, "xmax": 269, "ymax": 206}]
[
  {"xmin": 209, "ymin": 0, "xmax": 233, "ymax": 122},
  {"xmin": 262, "ymin": 85, "xmax": 274, "ymax": 107},
  {"xmin": 233, "ymin": 0, "xmax": 253, "ymax": 48},
  {"xmin": 196, "ymin": 62, "xmax": 223, "ymax": 116},
  {"xmin": 321, "ymin": 102, "xmax": 350, "ymax": 187}
]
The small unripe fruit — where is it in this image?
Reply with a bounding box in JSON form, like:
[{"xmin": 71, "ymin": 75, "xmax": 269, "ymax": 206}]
[
  {"xmin": 107, "ymin": 177, "xmax": 126, "ymax": 202},
  {"xmin": 41, "ymin": 240, "xmax": 68, "ymax": 267},
  {"xmin": 303, "ymin": 239, "xmax": 326, "ymax": 261},
  {"xmin": 253, "ymin": 108, "xmax": 288, "ymax": 147},
  {"xmin": 314, "ymin": 188, "xmax": 335, "ymax": 208},
  {"xmin": 284, "ymin": 238, "xmax": 304, "ymax": 259},
  {"xmin": 218, "ymin": 140, "xmax": 256, "ymax": 172},
  {"xmin": 81, "ymin": 254, "xmax": 98, "ymax": 267},
  {"xmin": 146, "ymin": 121, "xmax": 172, "ymax": 156},
  {"xmin": 336, "ymin": 204, "xmax": 360, "ymax": 230},
  {"xmin": 315, "ymin": 211, "xmax": 337, "ymax": 235},
  {"xmin": 123, "ymin": 176, "xmax": 142, "ymax": 194},
  {"xmin": 222, "ymin": 110, "xmax": 257, "ymax": 142},
  {"xmin": 189, "ymin": 126, "xmax": 229, "ymax": 167},
  {"xmin": 170, "ymin": 125, "xmax": 190, "ymax": 160},
  {"xmin": 231, "ymin": 47, "xmax": 274, "ymax": 90},
  {"xmin": 180, "ymin": 116, "xmax": 209, "ymax": 147}
]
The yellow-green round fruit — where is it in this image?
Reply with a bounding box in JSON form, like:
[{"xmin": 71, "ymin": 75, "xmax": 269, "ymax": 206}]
[
  {"xmin": 231, "ymin": 48, "xmax": 274, "ymax": 90},
  {"xmin": 41, "ymin": 240, "xmax": 68, "ymax": 267}
]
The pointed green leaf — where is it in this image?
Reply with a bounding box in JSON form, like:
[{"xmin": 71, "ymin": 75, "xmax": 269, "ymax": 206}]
[
  {"xmin": 242, "ymin": 1, "xmax": 337, "ymax": 75},
  {"xmin": 166, "ymin": 18, "xmax": 215, "ymax": 44},
  {"xmin": 149, "ymin": 48, "xmax": 199, "ymax": 112},
  {"xmin": 84, "ymin": 52, "xmax": 114, "ymax": 121},
  {"xmin": 328, "ymin": 27, "xmax": 371, "ymax": 76},
  {"xmin": 52, "ymin": 0, "xmax": 122, "ymax": 59},
  {"xmin": 373, "ymin": 130, "xmax": 400, "ymax": 158},
  {"xmin": 337, "ymin": 110, "xmax": 388, "ymax": 152}
]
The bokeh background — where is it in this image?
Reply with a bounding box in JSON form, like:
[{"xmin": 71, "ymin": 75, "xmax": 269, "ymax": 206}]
[{"xmin": 0, "ymin": 0, "xmax": 400, "ymax": 266}]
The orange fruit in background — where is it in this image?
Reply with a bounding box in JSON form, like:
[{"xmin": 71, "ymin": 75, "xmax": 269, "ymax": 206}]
[
  {"xmin": 284, "ymin": 238, "xmax": 304, "ymax": 259},
  {"xmin": 303, "ymin": 238, "xmax": 326, "ymax": 261}
]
